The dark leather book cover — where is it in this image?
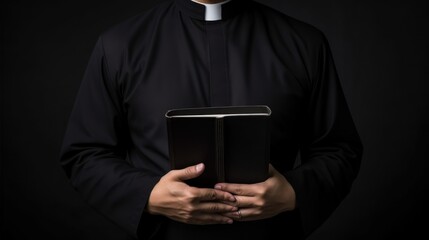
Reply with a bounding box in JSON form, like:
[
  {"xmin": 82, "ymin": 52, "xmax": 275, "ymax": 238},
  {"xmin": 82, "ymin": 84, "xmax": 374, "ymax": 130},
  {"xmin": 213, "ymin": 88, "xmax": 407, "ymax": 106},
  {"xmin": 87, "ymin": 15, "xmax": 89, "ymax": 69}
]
[{"xmin": 165, "ymin": 105, "xmax": 271, "ymax": 188}]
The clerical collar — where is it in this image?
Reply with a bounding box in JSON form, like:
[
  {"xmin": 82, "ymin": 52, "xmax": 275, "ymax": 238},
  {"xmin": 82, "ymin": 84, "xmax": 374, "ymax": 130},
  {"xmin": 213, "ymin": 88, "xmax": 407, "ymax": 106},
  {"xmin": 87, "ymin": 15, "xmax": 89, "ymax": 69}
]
[
  {"xmin": 191, "ymin": 0, "xmax": 231, "ymax": 21},
  {"xmin": 175, "ymin": 0, "xmax": 246, "ymax": 21}
]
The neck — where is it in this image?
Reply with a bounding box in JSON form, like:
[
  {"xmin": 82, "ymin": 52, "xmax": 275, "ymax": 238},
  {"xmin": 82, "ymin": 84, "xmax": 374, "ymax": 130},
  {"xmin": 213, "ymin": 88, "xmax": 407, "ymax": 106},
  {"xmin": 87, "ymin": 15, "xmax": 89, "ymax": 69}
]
[{"xmin": 193, "ymin": 0, "xmax": 227, "ymax": 4}]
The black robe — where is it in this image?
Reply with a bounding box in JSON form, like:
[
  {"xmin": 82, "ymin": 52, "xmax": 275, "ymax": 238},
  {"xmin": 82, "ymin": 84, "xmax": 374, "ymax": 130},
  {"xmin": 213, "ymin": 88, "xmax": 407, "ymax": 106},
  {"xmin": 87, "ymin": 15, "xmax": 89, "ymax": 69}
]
[{"xmin": 60, "ymin": 0, "xmax": 363, "ymax": 239}]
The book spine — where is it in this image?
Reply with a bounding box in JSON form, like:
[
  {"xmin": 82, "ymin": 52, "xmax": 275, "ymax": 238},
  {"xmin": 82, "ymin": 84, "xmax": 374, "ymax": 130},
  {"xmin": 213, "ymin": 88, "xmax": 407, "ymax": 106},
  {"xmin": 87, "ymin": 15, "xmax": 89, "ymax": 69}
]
[
  {"xmin": 215, "ymin": 118, "xmax": 225, "ymax": 183},
  {"xmin": 166, "ymin": 118, "xmax": 175, "ymax": 169},
  {"xmin": 264, "ymin": 116, "xmax": 271, "ymax": 180}
]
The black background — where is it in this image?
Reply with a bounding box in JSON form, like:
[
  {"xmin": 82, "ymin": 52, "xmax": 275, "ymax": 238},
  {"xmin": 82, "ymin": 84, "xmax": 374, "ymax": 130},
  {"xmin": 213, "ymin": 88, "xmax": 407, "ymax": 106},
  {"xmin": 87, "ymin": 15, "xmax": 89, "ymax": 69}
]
[{"xmin": 2, "ymin": 0, "xmax": 429, "ymax": 239}]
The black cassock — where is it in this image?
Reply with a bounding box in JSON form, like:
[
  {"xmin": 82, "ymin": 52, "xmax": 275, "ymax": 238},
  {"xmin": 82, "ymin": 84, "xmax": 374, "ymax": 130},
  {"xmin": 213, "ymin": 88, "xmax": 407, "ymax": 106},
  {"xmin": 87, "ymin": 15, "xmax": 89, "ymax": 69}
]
[{"xmin": 60, "ymin": 0, "xmax": 363, "ymax": 239}]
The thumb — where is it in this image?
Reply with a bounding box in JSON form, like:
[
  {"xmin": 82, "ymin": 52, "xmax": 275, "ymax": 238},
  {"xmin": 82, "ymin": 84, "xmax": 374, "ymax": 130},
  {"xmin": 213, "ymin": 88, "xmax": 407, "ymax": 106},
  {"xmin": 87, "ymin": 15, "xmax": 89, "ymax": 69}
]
[
  {"xmin": 268, "ymin": 163, "xmax": 277, "ymax": 177},
  {"xmin": 173, "ymin": 163, "xmax": 205, "ymax": 181}
]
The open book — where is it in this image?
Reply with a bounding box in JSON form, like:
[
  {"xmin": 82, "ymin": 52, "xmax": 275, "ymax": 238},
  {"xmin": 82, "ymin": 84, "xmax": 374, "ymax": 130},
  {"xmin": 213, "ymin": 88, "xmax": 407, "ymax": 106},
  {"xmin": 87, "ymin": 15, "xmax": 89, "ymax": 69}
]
[{"xmin": 165, "ymin": 105, "xmax": 271, "ymax": 188}]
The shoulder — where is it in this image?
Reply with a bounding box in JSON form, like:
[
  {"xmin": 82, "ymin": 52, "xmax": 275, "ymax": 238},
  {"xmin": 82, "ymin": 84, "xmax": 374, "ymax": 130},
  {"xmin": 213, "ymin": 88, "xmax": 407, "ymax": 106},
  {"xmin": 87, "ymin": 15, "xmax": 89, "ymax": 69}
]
[
  {"xmin": 96, "ymin": 0, "xmax": 174, "ymax": 58},
  {"xmin": 248, "ymin": 1, "xmax": 327, "ymax": 45},
  {"xmin": 89, "ymin": 0, "xmax": 174, "ymax": 76}
]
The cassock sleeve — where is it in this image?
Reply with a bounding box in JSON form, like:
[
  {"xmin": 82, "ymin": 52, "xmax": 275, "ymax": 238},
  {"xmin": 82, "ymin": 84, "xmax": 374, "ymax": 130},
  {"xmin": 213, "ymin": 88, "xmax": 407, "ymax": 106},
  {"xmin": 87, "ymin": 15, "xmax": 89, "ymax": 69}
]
[
  {"xmin": 59, "ymin": 36, "xmax": 161, "ymax": 239},
  {"xmin": 284, "ymin": 35, "xmax": 363, "ymax": 236}
]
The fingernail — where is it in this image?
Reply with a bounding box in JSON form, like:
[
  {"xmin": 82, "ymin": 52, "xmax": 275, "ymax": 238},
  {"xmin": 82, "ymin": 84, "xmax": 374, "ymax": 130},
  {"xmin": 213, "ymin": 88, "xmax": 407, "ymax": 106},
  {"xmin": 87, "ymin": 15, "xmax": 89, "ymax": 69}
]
[
  {"xmin": 229, "ymin": 196, "xmax": 236, "ymax": 202},
  {"xmin": 214, "ymin": 184, "xmax": 222, "ymax": 190},
  {"xmin": 231, "ymin": 207, "xmax": 238, "ymax": 211},
  {"xmin": 226, "ymin": 219, "xmax": 233, "ymax": 224},
  {"xmin": 195, "ymin": 163, "xmax": 203, "ymax": 172}
]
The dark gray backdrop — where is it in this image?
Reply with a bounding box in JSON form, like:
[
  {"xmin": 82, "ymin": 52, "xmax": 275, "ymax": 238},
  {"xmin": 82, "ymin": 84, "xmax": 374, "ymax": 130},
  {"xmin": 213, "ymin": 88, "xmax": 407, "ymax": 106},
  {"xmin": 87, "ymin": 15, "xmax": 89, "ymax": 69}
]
[{"xmin": 2, "ymin": 0, "xmax": 429, "ymax": 239}]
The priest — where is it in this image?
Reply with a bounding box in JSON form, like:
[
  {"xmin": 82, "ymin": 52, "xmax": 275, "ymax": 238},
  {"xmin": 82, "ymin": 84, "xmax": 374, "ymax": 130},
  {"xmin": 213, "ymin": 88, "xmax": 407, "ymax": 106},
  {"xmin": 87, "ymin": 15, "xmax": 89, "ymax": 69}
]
[{"xmin": 60, "ymin": 0, "xmax": 363, "ymax": 239}]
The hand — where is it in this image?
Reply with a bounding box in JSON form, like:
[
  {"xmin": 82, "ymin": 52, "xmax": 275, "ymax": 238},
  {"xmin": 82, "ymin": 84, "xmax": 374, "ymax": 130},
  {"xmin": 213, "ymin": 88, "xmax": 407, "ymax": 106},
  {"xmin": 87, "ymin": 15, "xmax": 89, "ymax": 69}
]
[
  {"xmin": 215, "ymin": 164, "xmax": 296, "ymax": 221},
  {"xmin": 147, "ymin": 163, "xmax": 237, "ymax": 224}
]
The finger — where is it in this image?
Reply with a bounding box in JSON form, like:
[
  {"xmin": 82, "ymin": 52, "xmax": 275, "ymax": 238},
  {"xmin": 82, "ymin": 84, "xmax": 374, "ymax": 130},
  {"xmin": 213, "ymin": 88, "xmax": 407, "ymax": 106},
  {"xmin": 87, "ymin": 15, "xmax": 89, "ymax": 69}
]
[
  {"xmin": 196, "ymin": 202, "xmax": 238, "ymax": 213},
  {"xmin": 222, "ymin": 208, "xmax": 256, "ymax": 222},
  {"xmin": 223, "ymin": 208, "xmax": 251, "ymax": 221},
  {"xmin": 221, "ymin": 211, "xmax": 240, "ymax": 220},
  {"xmin": 218, "ymin": 200, "xmax": 239, "ymax": 207},
  {"xmin": 196, "ymin": 188, "xmax": 236, "ymax": 202},
  {"xmin": 172, "ymin": 163, "xmax": 205, "ymax": 181},
  {"xmin": 233, "ymin": 196, "xmax": 257, "ymax": 208},
  {"xmin": 214, "ymin": 183, "xmax": 255, "ymax": 196}
]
